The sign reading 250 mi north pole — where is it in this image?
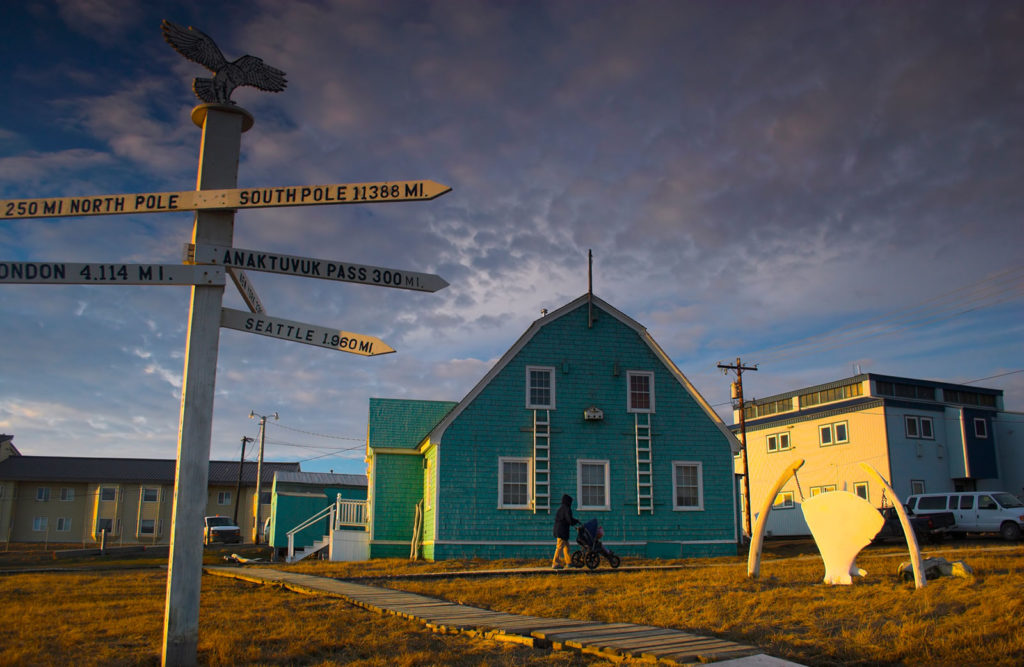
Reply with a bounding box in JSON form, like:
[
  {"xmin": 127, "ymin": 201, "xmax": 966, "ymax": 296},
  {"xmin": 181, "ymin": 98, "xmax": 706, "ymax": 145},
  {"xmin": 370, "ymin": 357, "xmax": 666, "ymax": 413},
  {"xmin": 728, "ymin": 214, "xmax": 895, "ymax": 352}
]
[{"xmin": 0, "ymin": 180, "xmax": 451, "ymax": 219}]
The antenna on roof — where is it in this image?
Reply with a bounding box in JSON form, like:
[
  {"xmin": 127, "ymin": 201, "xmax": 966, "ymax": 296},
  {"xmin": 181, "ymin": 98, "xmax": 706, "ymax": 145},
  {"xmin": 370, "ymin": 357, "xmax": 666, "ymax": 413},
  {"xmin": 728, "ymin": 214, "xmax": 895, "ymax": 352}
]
[{"xmin": 588, "ymin": 249, "xmax": 593, "ymax": 329}]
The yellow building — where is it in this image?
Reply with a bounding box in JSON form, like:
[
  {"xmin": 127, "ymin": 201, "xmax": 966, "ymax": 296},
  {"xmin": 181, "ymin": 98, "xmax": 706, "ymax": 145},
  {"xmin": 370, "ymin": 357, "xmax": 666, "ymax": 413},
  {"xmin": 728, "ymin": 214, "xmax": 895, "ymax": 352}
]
[
  {"xmin": 731, "ymin": 374, "xmax": 1014, "ymax": 537},
  {"xmin": 0, "ymin": 439, "xmax": 298, "ymax": 545}
]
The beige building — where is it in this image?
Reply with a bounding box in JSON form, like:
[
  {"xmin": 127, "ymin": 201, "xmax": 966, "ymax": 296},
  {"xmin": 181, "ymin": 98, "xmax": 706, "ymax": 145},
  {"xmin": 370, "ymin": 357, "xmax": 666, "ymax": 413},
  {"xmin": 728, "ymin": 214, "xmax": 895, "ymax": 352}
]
[
  {"xmin": 0, "ymin": 437, "xmax": 298, "ymax": 545},
  {"xmin": 732, "ymin": 374, "xmax": 1017, "ymax": 537}
]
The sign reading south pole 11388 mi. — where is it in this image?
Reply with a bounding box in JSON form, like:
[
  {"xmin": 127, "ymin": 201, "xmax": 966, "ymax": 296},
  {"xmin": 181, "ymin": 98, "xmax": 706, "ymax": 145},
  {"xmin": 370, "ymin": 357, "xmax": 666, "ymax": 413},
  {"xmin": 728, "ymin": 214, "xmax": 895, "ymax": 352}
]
[{"xmin": 0, "ymin": 180, "xmax": 451, "ymax": 219}]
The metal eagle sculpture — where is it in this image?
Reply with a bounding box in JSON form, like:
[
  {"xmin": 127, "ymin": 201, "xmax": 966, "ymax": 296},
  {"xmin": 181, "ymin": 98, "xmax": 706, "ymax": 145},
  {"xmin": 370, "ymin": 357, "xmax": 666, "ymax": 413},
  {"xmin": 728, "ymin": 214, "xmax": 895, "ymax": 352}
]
[{"xmin": 161, "ymin": 20, "xmax": 287, "ymax": 105}]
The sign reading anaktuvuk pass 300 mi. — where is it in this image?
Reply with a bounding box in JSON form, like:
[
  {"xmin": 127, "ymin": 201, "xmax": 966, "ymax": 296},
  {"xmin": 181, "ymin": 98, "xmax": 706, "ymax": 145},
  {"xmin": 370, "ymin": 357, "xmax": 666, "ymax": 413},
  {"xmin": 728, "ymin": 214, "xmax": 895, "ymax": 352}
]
[{"xmin": 0, "ymin": 180, "xmax": 451, "ymax": 219}]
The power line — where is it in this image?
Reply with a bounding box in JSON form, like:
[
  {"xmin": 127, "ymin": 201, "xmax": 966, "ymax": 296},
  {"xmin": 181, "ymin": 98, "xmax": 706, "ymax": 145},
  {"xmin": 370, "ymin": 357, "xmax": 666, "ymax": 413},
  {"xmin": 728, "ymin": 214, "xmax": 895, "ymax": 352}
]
[{"xmin": 268, "ymin": 421, "xmax": 364, "ymax": 442}]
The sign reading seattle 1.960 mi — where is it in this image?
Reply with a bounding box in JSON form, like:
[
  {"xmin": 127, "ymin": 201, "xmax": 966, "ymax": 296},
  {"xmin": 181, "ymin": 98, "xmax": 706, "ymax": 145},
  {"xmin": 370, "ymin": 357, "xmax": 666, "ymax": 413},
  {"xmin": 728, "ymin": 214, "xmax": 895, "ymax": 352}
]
[
  {"xmin": 0, "ymin": 180, "xmax": 451, "ymax": 220},
  {"xmin": 188, "ymin": 244, "xmax": 448, "ymax": 293},
  {"xmin": 220, "ymin": 307, "xmax": 394, "ymax": 356},
  {"xmin": 0, "ymin": 262, "xmax": 224, "ymax": 285}
]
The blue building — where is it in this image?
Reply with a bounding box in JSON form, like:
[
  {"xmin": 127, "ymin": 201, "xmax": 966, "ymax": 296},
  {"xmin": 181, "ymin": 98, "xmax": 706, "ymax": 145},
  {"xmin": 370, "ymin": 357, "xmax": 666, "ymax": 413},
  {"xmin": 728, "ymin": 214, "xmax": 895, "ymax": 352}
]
[{"xmin": 366, "ymin": 294, "xmax": 741, "ymax": 560}]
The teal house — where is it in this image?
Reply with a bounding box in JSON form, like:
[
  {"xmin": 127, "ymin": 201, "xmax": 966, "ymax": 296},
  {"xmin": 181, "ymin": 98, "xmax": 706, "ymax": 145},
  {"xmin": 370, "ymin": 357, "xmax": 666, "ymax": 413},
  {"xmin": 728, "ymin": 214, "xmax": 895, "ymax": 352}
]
[
  {"xmin": 366, "ymin": 294, "xmax": 741, "ymax": 560},
  {"xmin": 267, "ymin": 471, "xmax": 367, "ymax": 554}
]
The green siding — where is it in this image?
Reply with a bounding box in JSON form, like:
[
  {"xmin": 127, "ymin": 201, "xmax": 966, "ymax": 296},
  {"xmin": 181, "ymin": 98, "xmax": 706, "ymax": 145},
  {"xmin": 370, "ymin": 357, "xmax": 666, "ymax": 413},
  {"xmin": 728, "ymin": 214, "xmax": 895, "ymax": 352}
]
[
  {"xmin": 432, "ymin": 303, "xmax": 737, "ymax": 559},
  {"xmin": 370, "ymin": 453, "xmax": 423, "ymax": 557},
  {"xmin": 368, "ymin": 398, "xmax": 456, "ymax": 449}
]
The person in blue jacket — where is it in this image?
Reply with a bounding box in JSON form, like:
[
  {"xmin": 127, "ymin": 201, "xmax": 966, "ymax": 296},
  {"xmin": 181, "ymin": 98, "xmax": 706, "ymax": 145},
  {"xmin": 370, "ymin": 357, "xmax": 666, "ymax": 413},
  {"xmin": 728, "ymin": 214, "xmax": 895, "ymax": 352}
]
[{"xmin": 552, "ymin": 493, "xmax": 579, "ymax": 569}]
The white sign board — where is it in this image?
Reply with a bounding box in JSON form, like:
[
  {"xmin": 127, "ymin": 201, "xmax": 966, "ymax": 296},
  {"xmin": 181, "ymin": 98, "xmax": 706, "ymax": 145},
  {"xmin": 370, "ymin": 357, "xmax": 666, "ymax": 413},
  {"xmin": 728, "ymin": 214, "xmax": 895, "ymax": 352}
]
[
  {"xmin": 220, "ymin": 307, "xmax": 394, "ymax": 356},
  {"xmin": 1, "ymin": 180, "xmax": 452, "ymax": 219},
  {"xmin": 0, "ymin": 262, "xmax": 224, "ymax": 285},
  {"xmin": 227, "ymin": 268, "xmax": 265, "ymax": 313},
  {"xmin": 188, "ymin": 244, "xmax": 448, "ymax": 293}
]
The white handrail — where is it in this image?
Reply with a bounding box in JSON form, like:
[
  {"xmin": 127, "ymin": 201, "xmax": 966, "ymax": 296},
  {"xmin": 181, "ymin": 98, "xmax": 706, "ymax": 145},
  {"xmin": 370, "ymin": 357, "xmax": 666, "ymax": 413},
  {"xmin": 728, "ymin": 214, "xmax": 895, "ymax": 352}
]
[{"xmin": 286, "ymin": 504, "xmax": 334, "ymax": 561}]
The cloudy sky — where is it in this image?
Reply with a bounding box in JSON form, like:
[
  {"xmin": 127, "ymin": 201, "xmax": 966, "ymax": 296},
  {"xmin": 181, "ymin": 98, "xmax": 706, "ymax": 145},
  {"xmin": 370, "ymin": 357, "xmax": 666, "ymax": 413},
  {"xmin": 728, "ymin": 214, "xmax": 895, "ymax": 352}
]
[{"xmin": 2, "ymin": 0, "xmax": 1021, "ymax": 475}]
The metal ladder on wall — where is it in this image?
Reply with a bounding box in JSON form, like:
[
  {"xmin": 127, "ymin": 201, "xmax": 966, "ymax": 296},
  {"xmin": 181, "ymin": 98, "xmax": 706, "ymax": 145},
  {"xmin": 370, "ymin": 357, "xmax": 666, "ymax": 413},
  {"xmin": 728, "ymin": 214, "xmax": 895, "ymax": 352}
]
[
  {"xmin": 533, "ymin": 409, "xmax": 551, "ymax": 513},
  {"xmin": 635, "ymin": 413, "xmax": 653, "ymax": 514}
]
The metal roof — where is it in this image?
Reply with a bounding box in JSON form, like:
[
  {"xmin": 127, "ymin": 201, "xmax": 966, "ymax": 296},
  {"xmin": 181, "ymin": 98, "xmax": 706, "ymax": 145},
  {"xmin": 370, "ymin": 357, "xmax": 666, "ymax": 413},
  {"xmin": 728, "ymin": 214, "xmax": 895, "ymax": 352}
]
[
  {"xmin": 273, "ymin": 470, "xmax": 367, "ymax": 487},
  {"xmin": 0, "ymin": 456, "xmax": 299, "ymax": 485}
]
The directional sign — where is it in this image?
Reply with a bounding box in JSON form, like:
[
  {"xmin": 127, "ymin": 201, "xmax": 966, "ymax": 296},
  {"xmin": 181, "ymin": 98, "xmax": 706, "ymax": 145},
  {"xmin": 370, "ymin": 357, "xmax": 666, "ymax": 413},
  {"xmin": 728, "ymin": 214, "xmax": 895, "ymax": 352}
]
[
  {"xmin": 187, "ymin": 244, "xmax": 449, "ymax": 293},
  {"xmin": 227, "ymin": 268, "xmax": 265, "ymax": 314},
  {"xmin": 220, "ymin": 307, "xmax": 394, "ymax": 356},
  {"xmin": 0, "ymin": 262, "xmax": 224, "ymax": 285},
  {"xmin": 0, "ymin": 180, "xmax": 452, "ymax": 220}
]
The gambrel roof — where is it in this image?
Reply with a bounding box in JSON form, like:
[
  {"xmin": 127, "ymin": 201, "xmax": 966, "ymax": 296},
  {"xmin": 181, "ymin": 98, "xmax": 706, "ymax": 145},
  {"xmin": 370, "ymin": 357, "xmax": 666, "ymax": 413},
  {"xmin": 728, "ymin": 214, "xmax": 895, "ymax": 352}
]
[{"xmin": 427, "ymin": 293, "xmax": 741, "ymax": 454}]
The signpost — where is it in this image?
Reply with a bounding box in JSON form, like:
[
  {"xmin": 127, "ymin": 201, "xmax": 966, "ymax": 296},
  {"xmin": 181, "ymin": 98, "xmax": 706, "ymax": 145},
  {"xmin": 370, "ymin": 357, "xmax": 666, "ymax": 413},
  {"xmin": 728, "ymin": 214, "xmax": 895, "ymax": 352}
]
[
  {"xmin": 0, "ymin": 180, "xmax": 451, "ymax": 219},
  {"xmin": 187, "ymin": 243, "xmax": 448, "ymax": 292},
  {"xmin": 227, "ymin": 268, "xmax": 265, "ymax": 313},
  {"xmin": 220, "ymin": 307, "xmax": 394, "ymax": 355},
  {"xmin": 0, "ymin": 20, "xmax": 452, "ymax": 667},
  {"xmin": 0, "ymin": 262, "xmax": 224, "ymax": 285}
]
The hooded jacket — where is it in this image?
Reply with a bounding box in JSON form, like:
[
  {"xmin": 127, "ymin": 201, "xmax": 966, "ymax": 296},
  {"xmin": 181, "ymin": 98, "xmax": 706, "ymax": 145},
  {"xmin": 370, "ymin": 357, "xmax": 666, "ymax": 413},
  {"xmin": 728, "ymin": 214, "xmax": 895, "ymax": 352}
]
[{"xmin": 553, "ymin": 493, "xmax": 578, "ymax": 539}]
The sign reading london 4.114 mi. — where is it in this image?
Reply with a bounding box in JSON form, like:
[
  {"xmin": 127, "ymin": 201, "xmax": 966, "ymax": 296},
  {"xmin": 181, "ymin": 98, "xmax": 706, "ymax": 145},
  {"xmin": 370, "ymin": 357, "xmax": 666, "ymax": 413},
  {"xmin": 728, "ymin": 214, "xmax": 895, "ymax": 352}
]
[{"xmin": 0, "ymin": 180, "xmax": 451, "ymax": 219}]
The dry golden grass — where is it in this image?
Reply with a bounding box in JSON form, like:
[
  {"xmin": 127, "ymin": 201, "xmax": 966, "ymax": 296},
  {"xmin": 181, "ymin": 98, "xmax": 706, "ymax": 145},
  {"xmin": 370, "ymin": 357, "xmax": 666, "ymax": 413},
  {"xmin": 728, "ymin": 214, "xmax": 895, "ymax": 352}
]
[
  {"xmin": 1, "ymin": 540, "xmax": 1021, "ymax": 665},
  {"xmin": 0, "ymin": 569, "xmax": 605, "ymax": 666}
]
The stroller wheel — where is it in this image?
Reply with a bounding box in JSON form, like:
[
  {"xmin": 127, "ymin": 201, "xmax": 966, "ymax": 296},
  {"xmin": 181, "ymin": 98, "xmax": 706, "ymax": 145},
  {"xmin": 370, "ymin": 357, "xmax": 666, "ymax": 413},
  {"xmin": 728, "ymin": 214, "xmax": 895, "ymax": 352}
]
[
  {"xmin": 570, "ymin": 550, "xmax": 584, "ymax": 568},
  {"xmin": 608, "ymin": 553, "xmax": 621, "ymax": 569},
  {"xmin": 584, "ymin": 551, "xmax": 601, "ymax": 570}
]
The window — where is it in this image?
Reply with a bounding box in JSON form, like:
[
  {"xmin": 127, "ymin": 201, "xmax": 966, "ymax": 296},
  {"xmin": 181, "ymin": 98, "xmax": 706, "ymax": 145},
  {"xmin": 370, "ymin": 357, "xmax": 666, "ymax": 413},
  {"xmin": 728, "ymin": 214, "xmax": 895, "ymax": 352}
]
[
  {"xmin": 800, "ymin": 382, "xmax": 862, "ymax": 408},
  {"xmin": 36, "ymin": 487, "xmax": 50, "ymax": 502},
  {"xmin": 142, "ymin": 488, "xmax": 159, "ymax": 503},
  {"xmin": 766, "ymin": 432, "xmax": 791, "ymax": 453},
  {"xmin": 905, "ymin": 416, "xmax": 935, "ymax": 439},
  {"xmin": 978, "ymin": 495, "xmax": 997, "ymax": 510},
  {"xmin": 99, "ymin": 487, "xmax": 116, "ymax": 502},
  {"xmin": 744, "ymin": 397, "xmax": 794, "ymax": 420},
  {"xmin": 139, "ymin": 519, "xmax": 156, "ymax": 535},
  {"xmin": 33, "ymin": 517, "xmax": 48, "ymax": 532},
  {"xmin": 498, "ymin": 458, "xmax": 531, "ymax": 509},
  {"xmin": 56, "ymin": 517, "xmax": 72, "ymax": 532},
  {"xmin": 773, "ymin": 492, "xmax": 795, "ymax": 509},
  {"xmin": 910, "ymin": 480, "xmax": 926, "ymax": 495},
  {"xmin": 944, "ymin": 389, "xmax": 996, "ymax": 407},
  {"xmin": 217, "ymin": 491, "xmax": 232, "ymax": 505},
  {"xmin": 672, "ymin": 462, "xmax": 703, "ymax": 510},
  {"xmin": 819, "ymin": 422, "xmax": 848, "ymax": 446},
  {"xmin": 627, "ymin": 371, "xmax": 655, "ymax": 413},
  {"xmin": 853, "ymin": 482, "xmax": 869, "ymax": 501},
  {"xmin": 973, "ymin": 418, "xmax": 988, "ymax": 439},
  {"xmin": 809, "ymin": 485, "xmax": 837, "ymax": 497},
  {"xmin": 525, "ymin": 366, "xmax": 555, "ymax": 409},
  {"xmin": 876, "ymin": 381, "xmax": 935, "ymax": 401},
  {"xmin": 577, "ymin": 460, "xmax": 610, "ymax": 510},
  {"xmin": 96, "ymin": 518, "xmax": 113, "ymax": 533},
  {"xmin": 59, "ymin": 487, "xmax": 74, "ymax": 502}
]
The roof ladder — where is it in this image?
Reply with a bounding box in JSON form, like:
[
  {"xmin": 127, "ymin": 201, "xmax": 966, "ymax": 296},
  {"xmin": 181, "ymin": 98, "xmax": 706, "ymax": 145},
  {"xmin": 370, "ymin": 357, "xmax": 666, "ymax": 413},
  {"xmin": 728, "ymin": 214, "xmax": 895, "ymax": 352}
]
[
  {"xmin": 533, "ymin": 409, "xmax": 551, "ymax": 513},
  {"xmin": 636, "ymin": 412, "xmax": 653, "ymax": 514}
]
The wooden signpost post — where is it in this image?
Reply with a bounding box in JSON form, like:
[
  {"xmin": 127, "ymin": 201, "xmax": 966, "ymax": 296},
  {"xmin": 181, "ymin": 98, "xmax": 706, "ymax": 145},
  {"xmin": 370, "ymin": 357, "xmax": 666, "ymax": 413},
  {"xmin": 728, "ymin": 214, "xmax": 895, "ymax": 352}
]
[{"xmin": 0, "ymin": 24, "xmax": 452, "ymax": 662}]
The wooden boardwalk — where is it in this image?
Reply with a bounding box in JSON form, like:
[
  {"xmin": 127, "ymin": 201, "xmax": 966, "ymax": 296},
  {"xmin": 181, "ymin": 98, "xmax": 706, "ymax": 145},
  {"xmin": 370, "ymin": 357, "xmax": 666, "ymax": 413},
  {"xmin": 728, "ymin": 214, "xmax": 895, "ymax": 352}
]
[{"xmin": 205, "ymin": 566, "xmax": 799, "ymax": 665}]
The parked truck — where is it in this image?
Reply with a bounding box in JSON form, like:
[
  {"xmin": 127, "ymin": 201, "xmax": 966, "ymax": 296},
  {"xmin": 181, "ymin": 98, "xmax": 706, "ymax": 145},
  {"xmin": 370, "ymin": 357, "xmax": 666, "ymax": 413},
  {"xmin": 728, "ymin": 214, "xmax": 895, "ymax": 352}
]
[{"xmin": 872, "ymin": 506, "xmax": 955, "ymax": 544}]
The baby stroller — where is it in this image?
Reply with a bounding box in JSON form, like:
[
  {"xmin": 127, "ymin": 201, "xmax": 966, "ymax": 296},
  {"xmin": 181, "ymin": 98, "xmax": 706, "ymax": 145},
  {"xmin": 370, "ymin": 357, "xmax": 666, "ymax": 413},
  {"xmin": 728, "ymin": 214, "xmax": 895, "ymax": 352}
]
[{"xmin": 571, "ymin": 518, "xmax": 621, "ymax": 570}]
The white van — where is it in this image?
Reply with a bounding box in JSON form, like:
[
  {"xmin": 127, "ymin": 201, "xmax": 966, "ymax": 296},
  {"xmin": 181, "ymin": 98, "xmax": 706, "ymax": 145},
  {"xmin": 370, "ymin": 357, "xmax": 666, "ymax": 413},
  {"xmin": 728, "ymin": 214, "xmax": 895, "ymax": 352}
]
[{"xmin": 906, "ymin": 491, "xmax": 1024, "ymax": 541}]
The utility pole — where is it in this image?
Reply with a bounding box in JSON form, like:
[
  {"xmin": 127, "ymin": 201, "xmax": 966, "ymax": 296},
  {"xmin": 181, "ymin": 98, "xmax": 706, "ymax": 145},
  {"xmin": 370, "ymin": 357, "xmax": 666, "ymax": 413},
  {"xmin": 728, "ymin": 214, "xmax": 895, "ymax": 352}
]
[
  {"xmin": 249, "ymin": 411, "xmax": 277, "ymax": 543},
  {"xmin": 718, "ymin": 357, "xmax": 758, "ymax": 540},
  {"xmin": 233, "ymin": 436, "xmax": 254, "ymax": 525}
]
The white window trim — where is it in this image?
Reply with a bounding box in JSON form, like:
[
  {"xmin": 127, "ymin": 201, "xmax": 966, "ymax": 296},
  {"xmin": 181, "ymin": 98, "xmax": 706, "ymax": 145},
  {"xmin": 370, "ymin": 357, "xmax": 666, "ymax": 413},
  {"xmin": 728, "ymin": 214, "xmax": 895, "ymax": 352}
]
[
  {"xmin": 577, "ymin": 459, "xmax": 611, "ymax": 511},
  {"xmin": 33, "ymin": 517, "xmax": 48, "ymax": 532},
  {"xmin": 626, "ymin": 371, "xmax": 655, "ymax": 413},
  {"xmin": 853, "ymin": 482, "xmax": 869, "ymax": 501},
  {"xmin": 834, "ymin": 421, "xmax": 849, "ymax": 444},
  {"xmin": 99, "ymin": 487, "xmax": 116, "ymax": 502},
  {"xmin": 59, "ymin": 487, "xmax": 74, "ymax": 502},
  {"xmin": 819, "ymin": 424, "xmax": 833, "ymax": 446},
  {"xmin": 973, "ymin": 417, "xmax": 988, "ymax": 439},
  {"xmin": 671, "ymin": 461, "xmax": 704, "ymax": 511},
  {"xmin": 773, "ymin": 491, "xmax": 795, "ymax": 510},
  {"xmin": 905, "ymin": 415, "xmax": 920, "ymax": 438},
  {"xmin": 497, "ymin": 457, "xmax": 532, "ymax": 510},
  {"xmin": 36, "ymin": 487, "xmax": 50, "ymax": 502},
  {"xmin": 139, "ymin": 518, "xmax": 156, "ymax": 535},
  {"xmin": 910, "ymin": 479, "xmax": 926, "ymax": 495},
  {"xmin": 142, "ymin": 487, "xmax": 159, "ymax": 503},
  {"xmin": 778, "ymin": 432, "xmax": 791, "ymax": 450},
  {"xmin": 525, "ymin": 365, "xmax": 556, "ymax": 409},
  {"xmin": 217, "ymin": 491, "xmax": 232, "ymax": 506},
  {"xmin": 766, "ymin": 434, "xmax": 778, "ymax": 452},
  {"xmin": 56, "ymin": 517, "xmax": 72, "ymax": 532},
  {"xmin": 920, "ymin": 417, "xmax": 934, "ymax": 440}
]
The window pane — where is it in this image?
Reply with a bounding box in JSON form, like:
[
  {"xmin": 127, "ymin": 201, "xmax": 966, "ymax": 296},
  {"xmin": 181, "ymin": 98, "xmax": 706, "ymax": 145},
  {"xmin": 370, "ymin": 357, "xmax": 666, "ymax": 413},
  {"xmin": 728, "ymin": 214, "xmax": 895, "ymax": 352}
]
[
  {"xmin": 502, "ymin": 461, "xmax": 529, "ymax": 506},
  {"xmin": 675, "ymin": 464, "xmax": 699, "ymax": 507},
  {"xmin": 140, "ymin": 519, "xmax": 155, "ymax": 534},
  {"xmin": 580, "ymin": 463, "xmax": 606, "ymax": 507},
  {"xmin": 767, "ymin": 435, "xmax": 777, "ymax": 452},
  {"xmin": 529, "ymin": 369, "xmax": 551, "ymax": 407},
  {"xmin": 100, "ymin": 488, "xmax": 116, "ymax": 501},
  {"xmin": 920, "ymin": 418, "xmax": 933, "ymax": 439},
  {"xmin": 629, "ymin": 374, "xmax": 651, "ymax": 410},
  {"xmin": 834, "ymin": 423, "xmax": 848, "ymax": 442},
  {"xmin": 820, "ymin": 426, "xmax": 832, "ymax": 445},
  {"xmin": 779, "ymin": 433, "xmax": 790, "ymax": 449}
]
